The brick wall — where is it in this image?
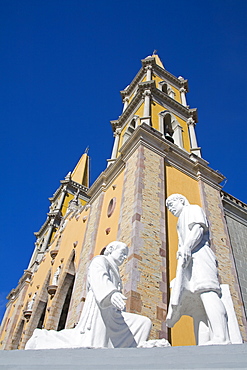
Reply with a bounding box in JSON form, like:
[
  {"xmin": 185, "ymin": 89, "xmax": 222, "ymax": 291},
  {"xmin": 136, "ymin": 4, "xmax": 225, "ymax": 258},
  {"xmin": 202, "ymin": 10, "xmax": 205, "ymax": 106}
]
[{"xmin": 119, "ymin": 145, "xmax": 168, "ymax": 340}]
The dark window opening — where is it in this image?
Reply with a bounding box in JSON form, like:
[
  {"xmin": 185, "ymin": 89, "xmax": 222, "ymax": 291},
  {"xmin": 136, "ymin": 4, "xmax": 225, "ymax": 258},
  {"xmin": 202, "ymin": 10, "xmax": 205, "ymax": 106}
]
[
  {"xmin": 37, "ymin": 302, "xmax": 47, "ymax": 329},
  {"xmin": 57, "ymin": 276, "xmax": 75, "ymax": 331},
  {"xmin": 162, "ymin": 83, "xmax": 168, "ymax": 94},
  {"xmin": 163, "ymin": 114, "xmax": 174, "ymax": 143}
]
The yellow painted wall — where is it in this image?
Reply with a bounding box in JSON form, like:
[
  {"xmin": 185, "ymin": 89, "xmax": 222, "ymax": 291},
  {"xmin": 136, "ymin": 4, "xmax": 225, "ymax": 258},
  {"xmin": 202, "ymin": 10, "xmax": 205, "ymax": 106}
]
[
  {"xmin": 165, "ymin": 164, "xmax": 201, "ymax": 346},
  {"xmin": 173, "ymin": 86, "xmax": 182, "ymax": 104},
  {"xmin": 0, "ymin": 302, "xmax": 16, "ymax": 344},
  {"xmin": 151, "ymin": 101, "xmax": 165, "ymax": 130},
  {"xmin": 151, "ymin": 103, "xmax": 191, "ymax": 153},
  {"xmin": 118, "ymin": 103, "xmax": 144, "ymax": 152},
  {"xmin": 61, "ymin": 193, "xmax": 73, "ymax": 216},
  {"xmin": 94, "ymin": 170, "xmax": 125, "ymax": 255},
  {"xmin": 153, "ymin": 74, "xmax": 182, "ymax": 104},
  {"xmin": 174, "ymin": 115, "xmax": 191, "ymax": 152},
  {"xmin": 61, "ymin": 194, "xmax": 87, "ymax": 217},
  {"xmin": 2, "ymin": 196, "xmax": 91, "ymax": 343}
]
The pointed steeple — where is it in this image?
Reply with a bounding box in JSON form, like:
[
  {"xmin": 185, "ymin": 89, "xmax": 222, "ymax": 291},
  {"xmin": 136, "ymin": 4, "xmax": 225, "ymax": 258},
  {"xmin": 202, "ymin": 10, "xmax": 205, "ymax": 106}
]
[
  {"xmin": 151, "ymin": 53, "xmax": 165, "ymax": 69},
  {"xmin": 71, "ymin": 149, "xmax": 89, "ymax": 187}
]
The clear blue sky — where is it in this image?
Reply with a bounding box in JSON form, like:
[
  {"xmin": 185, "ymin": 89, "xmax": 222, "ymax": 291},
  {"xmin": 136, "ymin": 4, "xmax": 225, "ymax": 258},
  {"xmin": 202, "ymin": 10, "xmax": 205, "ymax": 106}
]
[{"xmin": 0, "ymin": 0, "xmax": 246, "ymax": 321}]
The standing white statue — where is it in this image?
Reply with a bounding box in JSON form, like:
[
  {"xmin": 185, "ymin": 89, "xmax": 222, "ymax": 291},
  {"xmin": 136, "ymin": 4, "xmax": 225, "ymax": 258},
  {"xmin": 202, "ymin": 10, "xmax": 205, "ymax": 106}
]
[
  {"xmin": 166, "ymin": 194, "xmax": 230, "ymax": 345},
  {"xmin": 25, "ymin": 241, "xmax": 152, "ymax": 349},
  {"xmin": 52, "ymin": 265, "xmax": 61, "ymax": 286},
  {"xmin": 27, "ymin": 292, "xmax": 37, "ymax": 311}
]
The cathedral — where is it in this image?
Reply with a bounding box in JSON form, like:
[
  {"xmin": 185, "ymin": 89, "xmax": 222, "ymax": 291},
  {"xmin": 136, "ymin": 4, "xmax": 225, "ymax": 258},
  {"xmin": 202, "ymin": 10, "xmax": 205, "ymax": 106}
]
[{"xmin": 1, "ymin": 54, "xmax": 246, "ymax": 349}]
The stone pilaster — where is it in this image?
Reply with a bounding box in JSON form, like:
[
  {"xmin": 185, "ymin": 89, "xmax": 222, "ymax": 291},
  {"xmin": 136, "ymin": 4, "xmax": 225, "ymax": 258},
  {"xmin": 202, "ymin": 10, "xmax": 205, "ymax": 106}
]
[{"xmin": 118, "ymin": 144, "xmax": 168, "ymax": 340}]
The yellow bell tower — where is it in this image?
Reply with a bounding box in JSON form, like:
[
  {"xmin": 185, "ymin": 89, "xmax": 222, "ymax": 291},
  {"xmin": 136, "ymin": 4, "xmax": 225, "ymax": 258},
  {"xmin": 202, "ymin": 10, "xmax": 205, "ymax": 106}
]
[{"xmin": 108, "ymin": 53, "xmax": 200, "ymax": 168}]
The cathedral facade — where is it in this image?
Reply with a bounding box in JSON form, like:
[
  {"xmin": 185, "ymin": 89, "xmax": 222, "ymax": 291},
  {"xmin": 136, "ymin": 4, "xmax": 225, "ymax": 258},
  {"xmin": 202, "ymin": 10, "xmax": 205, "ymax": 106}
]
[{"xmin": 1, "ymin": 55, "xmax": 247, "ymax": 349}]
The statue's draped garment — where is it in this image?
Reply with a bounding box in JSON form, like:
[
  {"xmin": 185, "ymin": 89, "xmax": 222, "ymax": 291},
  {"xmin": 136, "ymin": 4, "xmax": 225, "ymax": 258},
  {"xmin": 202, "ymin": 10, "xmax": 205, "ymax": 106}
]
[{"xmin": 26, "ymin": 255, "xmax": 151, "ymax": 349}]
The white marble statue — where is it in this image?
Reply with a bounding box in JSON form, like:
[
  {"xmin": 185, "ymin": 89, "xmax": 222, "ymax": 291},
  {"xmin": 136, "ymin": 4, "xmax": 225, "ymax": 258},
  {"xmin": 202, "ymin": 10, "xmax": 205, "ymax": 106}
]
[
  {"xmin": 25, "ymin": 241, "xmax": 152, "ymax": 349},
  {"xmin": 52, "ymin": 265, "xmax": 61, "ymax": 286},
  {"xmin": 26, "ymin": 292, "xmax": 37, "ymax": 311},
  {"xmin": 166, "ymin": 194, "xmax": 230, "ymax": 345}
]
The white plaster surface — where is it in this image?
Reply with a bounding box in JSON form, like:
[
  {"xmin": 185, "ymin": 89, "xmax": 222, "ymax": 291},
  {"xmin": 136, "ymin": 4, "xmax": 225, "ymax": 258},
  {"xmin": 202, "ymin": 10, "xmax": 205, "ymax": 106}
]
[{"xmin": 1, "ymin": 344, "xmax": 247, "ymax": 369}]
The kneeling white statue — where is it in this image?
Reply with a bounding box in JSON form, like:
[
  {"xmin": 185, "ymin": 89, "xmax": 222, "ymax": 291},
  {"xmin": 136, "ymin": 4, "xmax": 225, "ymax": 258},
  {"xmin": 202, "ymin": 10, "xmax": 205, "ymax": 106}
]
[
  {"xmin": 26, "ymin": 241, "xmax": 152, "ymax": 349},
  {"xmin": 166, "ymin": 194, "xmax": 231, "ymax": 346}
]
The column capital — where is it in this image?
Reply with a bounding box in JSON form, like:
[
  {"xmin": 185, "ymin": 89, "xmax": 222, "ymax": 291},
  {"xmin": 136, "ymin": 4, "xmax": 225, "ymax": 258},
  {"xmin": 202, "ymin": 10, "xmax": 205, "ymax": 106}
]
[
  {"xmin": 142, "ymin": 89, "xmax": 152, "ymax": 97},
  {"xmin": 144, "ymin": 65, "xmax": 152, "ymax": 71},
  {"xmin": 114, "ymin": 128, "xmax": 121, "ymax": 137},
  {"xmin": 187, "ymin": 117, "xmax": 196, "ymax": 126},
  {"xmin": 123, "ymin": 97, "xmax": 129, "ymax": 103},
  {"xmin": 180, "ymin": 87, "xmax": 187, "ymax": 93}
]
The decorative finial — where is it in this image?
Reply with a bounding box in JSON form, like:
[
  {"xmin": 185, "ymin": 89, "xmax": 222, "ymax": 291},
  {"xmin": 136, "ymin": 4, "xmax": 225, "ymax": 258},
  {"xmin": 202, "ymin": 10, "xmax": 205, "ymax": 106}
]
[
  {"xmin": 84, "ymin": 146, "xmax": 89, "ymax": 154},
  {"xmin": 153, "ymin": 49, "xmax": 157, "ymax": 55}
]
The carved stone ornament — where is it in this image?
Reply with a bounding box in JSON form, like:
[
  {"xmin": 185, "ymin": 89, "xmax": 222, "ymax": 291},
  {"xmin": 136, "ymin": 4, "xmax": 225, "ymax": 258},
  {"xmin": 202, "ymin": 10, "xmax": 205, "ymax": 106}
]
[
  {"xmin": 23, "ymin": 310, "xmax": 32, "ymax": 320},
  {"xmin": 50, "ymin": 249, "xmax": 59, "ymax": 259},
  {"xmin": 47, "ymin": 285, "xmax": 58, "ymax": 296}
]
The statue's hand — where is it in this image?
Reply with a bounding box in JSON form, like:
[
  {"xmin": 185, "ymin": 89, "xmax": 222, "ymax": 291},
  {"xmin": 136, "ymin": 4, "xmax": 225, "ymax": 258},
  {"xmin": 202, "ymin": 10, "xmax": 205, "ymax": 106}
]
[
  {"xmin": 181, "ymin": 246, "xmax": 191, "ymax": 268},
  {"xmin": 111, "ymin": 292, "xmax": 127, "ymax": 311}
]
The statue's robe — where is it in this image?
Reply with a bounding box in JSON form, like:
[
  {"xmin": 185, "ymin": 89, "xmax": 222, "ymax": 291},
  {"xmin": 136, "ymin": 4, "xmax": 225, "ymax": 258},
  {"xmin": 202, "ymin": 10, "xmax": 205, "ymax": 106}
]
[{"xmin": 26, "ymin": 255, "xmax": 151, "ymax": 349}]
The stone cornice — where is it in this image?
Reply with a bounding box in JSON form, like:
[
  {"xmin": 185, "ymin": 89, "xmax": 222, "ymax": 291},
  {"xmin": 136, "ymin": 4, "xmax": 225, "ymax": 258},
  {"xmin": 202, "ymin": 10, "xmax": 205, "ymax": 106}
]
[
  {"xmin": 141, "ymin": 56, "xmax": 157, "ymax": 68},
  {"xmin": 153, "ymin": 63, "xmax": 189, "ymax": 91},
  {"xmin": 141, "ymin": 57, "xmax": 189, "ymax": 91},
  {"xmin": 120, "ymin": 68, "xmax": 145, "ymax": 100},
  {"xmin": 120, "ymin": 57, "xmax": 188, "ymax": 102},
  {"xmin": 221, "ymin": 191, "xmax": 247, "ymax": 209},
  {"xmin": 111, "ymin": 82, "xmax": 197, "ymax": 132},
  {"xmin": 222, "ymin": 191, "xmax": 247, "ymax": 225},
  {"xmin": 111, "ymin": 89, "xmax": 144, "ymax": 131},
  {"xmin": 152, "ymin": 88, "xmax": 197, "ymax": 121},
  {"xmin": 35, "ymin": 180, "xmax": 90, "ymax": 237},
  {"xmin": 121, "ymin": 124, "xmax": 224, "ymax": 187},
  {"xmin": 88, "ymin": 124, "xmax": 224, "ymax": 203},
  {"xmin": 6, "ymin": 269, "xmax": 33, "ymax": 302},
  {"xmin": 49, "ymin": 181, "xmax": 88, "ymax": 203}
]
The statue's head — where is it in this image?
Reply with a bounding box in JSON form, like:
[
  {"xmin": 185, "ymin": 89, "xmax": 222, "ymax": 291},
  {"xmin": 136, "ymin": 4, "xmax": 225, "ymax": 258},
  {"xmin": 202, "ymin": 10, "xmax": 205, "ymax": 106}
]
[
  {"xmin": 166, "ymin": 194, "xmax": 190, "ymax": 217},
  {"xmin": 104, "ymin": 241, "xmax": 128, "ymax": 266}
]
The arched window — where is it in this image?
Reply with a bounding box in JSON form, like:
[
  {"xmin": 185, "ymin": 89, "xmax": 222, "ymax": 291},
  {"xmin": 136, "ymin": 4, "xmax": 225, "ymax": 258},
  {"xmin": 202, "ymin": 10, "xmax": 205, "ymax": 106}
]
[
  {"xmin": 57, "ymin": 275, "xmax": 75, "ymax": 331},
  {"xmin": 128, "ymin": 119, "xmax": 136, "ymax": 134},
  {"xmin": 162, "ymin": 83, "xmax": 168, "ymax": 94},
  {"xmin": 44, "ymin": 252, "xmax": 76, "ymax": 331},
  {"xmin": 123, "ymin": 117, "xmax": 138, "ymax": 144},
  {"xmin": 163, "ymin": 114, "xmax": 174, "ymax": 143},
  {"xmin": 37, "ymin": 302, "xmax": 47, "ymax": 329},
  {"xmin": 159, "ymin": 81, "xmax": 175, "ymax": 99},
  {"xmin": 159, "ymin": 111, "xmax": 184, "ymax": 149},
  {"xmin": 10, "ymin": 320, "xmax": 25, "ymax": 349}
]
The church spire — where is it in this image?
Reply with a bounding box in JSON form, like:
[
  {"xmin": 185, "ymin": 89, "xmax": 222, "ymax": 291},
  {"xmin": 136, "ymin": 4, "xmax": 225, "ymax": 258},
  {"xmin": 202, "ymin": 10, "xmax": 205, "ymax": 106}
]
[{"xmin": 71, "ymin": 149, "xmax": 90, "ymax": 187}]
